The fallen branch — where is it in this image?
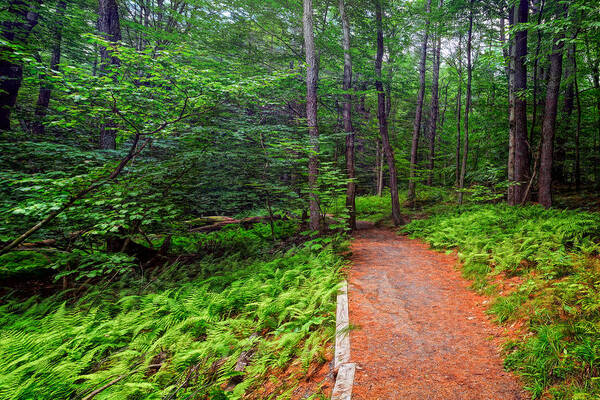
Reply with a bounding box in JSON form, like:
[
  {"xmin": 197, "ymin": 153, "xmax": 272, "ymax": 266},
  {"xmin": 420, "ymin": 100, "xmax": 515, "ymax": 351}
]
[
  {"xmin": 82, "ymin": 363, "xmax": 162, "ymax": 400},
  {"xmin": 0, "ymin": 133, "xmax": 147, "ymax": 255},
  {"xmin": 0, "ymin": 97, "xmax": 191, "ymax": 256},
  {"xmin": 189, "ymin": 215, "xmax": 286, "ymax": 233}
]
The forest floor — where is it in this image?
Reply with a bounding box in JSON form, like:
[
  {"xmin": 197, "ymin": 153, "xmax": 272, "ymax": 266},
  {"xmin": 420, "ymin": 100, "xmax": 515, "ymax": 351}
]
[{"xmin": 348, "ymin": 222, "xmax": 527, "ymax": 399}]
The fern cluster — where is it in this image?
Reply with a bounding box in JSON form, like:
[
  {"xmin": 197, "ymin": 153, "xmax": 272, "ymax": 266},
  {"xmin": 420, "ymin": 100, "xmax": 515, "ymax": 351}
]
[
  {"xmin": 405, "ymin": 204, "xmax": 600, "ymax": 398},
  {"xmin": 0, "ymin": 244, "xmax": 342, "ymax": 399}
]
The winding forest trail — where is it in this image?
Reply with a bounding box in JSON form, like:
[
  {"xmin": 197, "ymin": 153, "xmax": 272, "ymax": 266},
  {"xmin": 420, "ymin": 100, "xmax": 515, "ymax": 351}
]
[{"xmin": 347, "ymin": 224, "xmax": 525, "ymax": 399}]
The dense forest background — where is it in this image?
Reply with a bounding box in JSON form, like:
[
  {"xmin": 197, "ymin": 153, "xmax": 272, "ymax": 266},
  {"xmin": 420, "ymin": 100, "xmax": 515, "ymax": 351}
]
[{"xmin": 2, "ymin": 0, "xmax": 600, "ymax": 398}]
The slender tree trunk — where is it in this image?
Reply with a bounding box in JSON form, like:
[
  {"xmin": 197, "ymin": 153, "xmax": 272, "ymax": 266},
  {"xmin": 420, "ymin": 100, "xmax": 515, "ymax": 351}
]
[
  {"xmin": 375, "ymin": 0, "xmax": 402, "ymax": 225},
  {"xmin": 0, "ymin": 0, "xmax": 41, "ymax": 131},
  {"xmin": 375, "ymin": 140, "xmax": 381, "ymax": 194},
  {"xmin": 408, "ymin": 0, "xmax": 432, "ymax": 204},
  {"xmin": 438, "ymin": 80, "xmax": 449, "ymax": 184},
  {"xmin": 458, "ymin": 1, "xmax": 473, "ymax": 205},
  {"xmin": 378, "ymin": 151, "xmax": 384, "ymax": 196},
  {"xmin": 455, "ymin": 34, "xmax": 463, "ymax": 187},
  {"xmin": 427, "ymin": 7, "xmax": 442, "ymax": 186},
  {"xmin": 574, "ymin": 51, "xmax": 581, "ymax": 191},
  {"xmin": 32, "ymin": 0, "xmax": 66, "ymax": 136},
  {"xmin": 439, "ymin": 80, "xmax": 449, "ymax": 130},
  {"xmin": 529, "ymin": 0, "xmax": 544, "ymax": 146},
  {"xmin": 98, "ymin": 0, "xmax": 122, "ymax": 149},
  {"xmin": 538, "ymin": 35, "xmax": 565, "ymax": 208},
  {"xmin": 512, "ymin": 0, "xmax": 530, "ymax": 204},
  {"xmin": 503, "ymin": 11, "xmax": 516, "ymax": 204},
  {"xmin": 591, "ymin": 49, "xmax": 600, "ymax": 189},
  {"xmin": 339, "ymin": 0, "xmax": 355, "ymax": 231},
  {"xmin": 555, "ymin": 44, "xmax": 575, "ymax": 185},
  {"xmin": 303, "ymin": 0, "xmax": 320, "ymax": 231}
]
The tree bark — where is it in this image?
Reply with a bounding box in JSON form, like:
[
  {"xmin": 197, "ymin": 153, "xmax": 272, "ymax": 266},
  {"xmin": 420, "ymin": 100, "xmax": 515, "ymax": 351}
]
[
  {"xmin": 98, "ymin": 0, "xmax": 122, "ymax": 149},
  {"xmin": 339, "ymin": 0, "xmax": 355, "ymax": 231},
  {"xmin": 375, "ymin": 0, "xmax": 402, "ymax": 225},
  {"xmin": 32, "ymin": 0, "xmax": 66, "ymax": 136},
  {"xmin": 529, "ymin": 0, "xmax": 544, "ymax": 146},
  {"xmin": 590, "ymin": 44, "xmax": 600, "ymax": 189},
  {"xmin": 407, "ymin": 0, "xmax": 432, "ymax": 205},
  {"xmin": 455, "ymin": 34, "xmax": 463, "ymax": 188},
  {"xmin": 538, "ymin": 36, "xmax": 565, "ymax": 208},
  {"xmin": 303, "ymin": 0, "xmax": 320, "ymax": 231},
  {"xmin": 512, "ymin": 0, "xmax": 530, "ymax": 204},
  {"xmin": 554, "ymin": 44, "xmax": 575, "ymax": 185},
  {"xmin": 0, "ymin": 0, "xmax": 41, "ymax": 131},
  {"xmin": 427, "ymin": 5, "xmax": 442, "ymax": 186},
  {"xmin": 574, "ymin": 56, "xmax": 581, "ymax": 191},
  {"xmin": 458, "ymin": 1, "xmax": 473, "ymax": 205},
  {"xmin": 504, "ymin": 10, "xmax": 516, "ymax": 204}
]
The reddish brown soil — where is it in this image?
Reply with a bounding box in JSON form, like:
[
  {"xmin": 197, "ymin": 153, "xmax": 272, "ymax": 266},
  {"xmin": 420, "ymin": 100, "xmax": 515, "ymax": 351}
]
[
  {"xmin": 348, "ymin": 226, "xmax": 526, "ymax": 400},
  {"xmin": 247, "ymin": 345, "xmax": 334, "ymax": 399}
]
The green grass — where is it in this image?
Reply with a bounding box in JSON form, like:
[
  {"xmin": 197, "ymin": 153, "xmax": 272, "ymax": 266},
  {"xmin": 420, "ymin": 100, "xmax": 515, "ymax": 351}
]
[
  {"xmin": 0, "ymin": 224, "xmax": 344, "ymax": 399},
  {"xmin": 404, "ymin": 204, "xmax": 600, "ymax": 398}
]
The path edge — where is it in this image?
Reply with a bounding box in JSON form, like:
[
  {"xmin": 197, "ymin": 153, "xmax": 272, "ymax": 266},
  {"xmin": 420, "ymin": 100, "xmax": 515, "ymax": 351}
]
[{"xmin": 331, "ymin": 280, "xmax": 355, "ymax": 400}]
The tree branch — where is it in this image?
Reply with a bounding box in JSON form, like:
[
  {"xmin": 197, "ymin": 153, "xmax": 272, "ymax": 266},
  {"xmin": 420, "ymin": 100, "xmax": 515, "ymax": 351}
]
[{"xmin": 0, "ymin": 97, "xmax": 190, "ymax": 255}]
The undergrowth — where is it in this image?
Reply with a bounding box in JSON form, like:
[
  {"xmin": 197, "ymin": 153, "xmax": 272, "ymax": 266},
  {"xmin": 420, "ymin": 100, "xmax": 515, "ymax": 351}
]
[
  {"xmin": 404, "ymin": 204, "xmax": 600, "ymax": 399},
  {"xmin": 0, "ymin": 222, "xmax": 344, "ymax": 400},
  {"xmin": 333, "ymin": 187, "xmax": 452, "ymax": 225}
]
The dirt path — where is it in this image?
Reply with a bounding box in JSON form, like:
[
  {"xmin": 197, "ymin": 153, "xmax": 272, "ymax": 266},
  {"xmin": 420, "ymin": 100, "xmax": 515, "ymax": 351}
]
[{"xmin": 348, "ymin": 226, "xmax": 525, "ymax": 400}]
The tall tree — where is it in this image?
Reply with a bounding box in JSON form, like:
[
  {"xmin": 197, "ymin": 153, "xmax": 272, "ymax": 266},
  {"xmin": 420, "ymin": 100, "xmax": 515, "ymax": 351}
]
[
  {"xmin": 32, "ymin": 0, "xmax": 66, "ymax": 136},
  {"xmin": 303, "ymin": 0, "xmax": 320, "ymax": 231},
  {"xmin": 554, "ymin": 43, "xmax": 575, "ymax": 185},
  {"xmin": 339, "ymin": 0, "xmax": 355, "ymax": 231},
  {"xmin": 511, "ymin": 0, "xmax": 530, "ymax": 204},
  {"xmin": 458, "ymin": 0, "xmax": 473, "ymax": 205},
  {"xmin": 588, "ymin": 40, "xmax": 600, "ymax": 189},
  {"xmin": 427, "ymin": 0, "xmax": 443, "ymax": 186},
  {"xmin": 407, "ymin": 0, "xmax": 432, "ymax": 205},
  {"xmin": 375, "ymin": 0, "xmax": 402, "ymax": 225},
  {"xmin": 574, "ymin": 51, "xmax": 582, "ymax": 191},
  {"xmin": 529, "ymin": 0, "xmax": 545, "ymax": 146},
  {"xmin": 98, "ymin": 0, "xmax": 122, "ymax": 149},
  {"xmin": 538, "ymin": 10, "xmax": 566, "ymax": 208},
  {"xmin": 455, "ymin": 34, "xmax": 463, "ymax": 187},
  {"xmin": 0, "ymin": 0, "xmax": 41, "ymax": 130},
  {"xmin": 505, "ymin": 9, "xmax": 516, "ymax": 204}
]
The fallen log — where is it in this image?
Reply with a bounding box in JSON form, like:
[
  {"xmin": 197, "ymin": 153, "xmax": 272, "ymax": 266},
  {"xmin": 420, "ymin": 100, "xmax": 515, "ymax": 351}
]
[{"xmin": 190, "ymin": 215, "xmax": 287, "ymax": 233}]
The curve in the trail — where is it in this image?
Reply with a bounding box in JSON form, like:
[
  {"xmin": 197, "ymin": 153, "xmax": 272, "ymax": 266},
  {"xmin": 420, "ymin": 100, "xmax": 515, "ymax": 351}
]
[{"xmin": 348, "ymin": 226, "xmax": 525, "ymax": 400}]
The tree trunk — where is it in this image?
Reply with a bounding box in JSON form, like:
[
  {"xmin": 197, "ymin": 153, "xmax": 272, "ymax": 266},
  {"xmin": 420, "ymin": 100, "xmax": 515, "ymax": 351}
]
[
  {"xmin": 455, "ymin": 34, "xmax": 463, "ymax": 188},
  {"xmin": 339, "ymin": 0, "xmax": 355, "ymax": 231},
  {"xmin": 512, "ymin": 0, "xmax": 530, "ymax": 204},
  {"xmin": 375, "ymin": 0, "xmax": 402, "ymax": 225},
  {"xmin": 504, "ymin": 11, "xmax": 516, "ymax": 204},
  {"xmin": 98, "ymin": 0, "xmax": 122, "ymax": 149},
  {"xmin": 407, "ymin": 0, "xmax": 432, "ymax": 205},
  {"xmin": 458, "ymin": 1, "xmax": 473, "ymax": 205},
  {"xmin": 32, "ymin": 0, "xmax": 66, "ymax": 136},
  {"xmin": 528, "ymin": 0, "xmax": 544, "ymax": 146},
  {"xmin": 574, "ymin": 56, "xmax": 581, "ymax": 191},
  {"xmin": 591, "ymin": 48, "xmax": 600, "ymax": 189},
  {"xmin": 427, "ymin": 7, "xmax": 442, "ymax": 186},
  {"xmin": 378, "ymin": 150, "xmax": 384, "ymax": 196},
  {"xmin": 303, "ymin": 0, "xmax": 320, "ymax": 231},
  {"xmin": 554, "ymin": 44, "xmax": 575, "ymax": 185},
  {"xmin": 538, "ymin": 36, "xmax": 565, "ymax": 208},
  {"xmin": 0, "ymin": 0, "xmax": 41, "ymax": 131}
]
